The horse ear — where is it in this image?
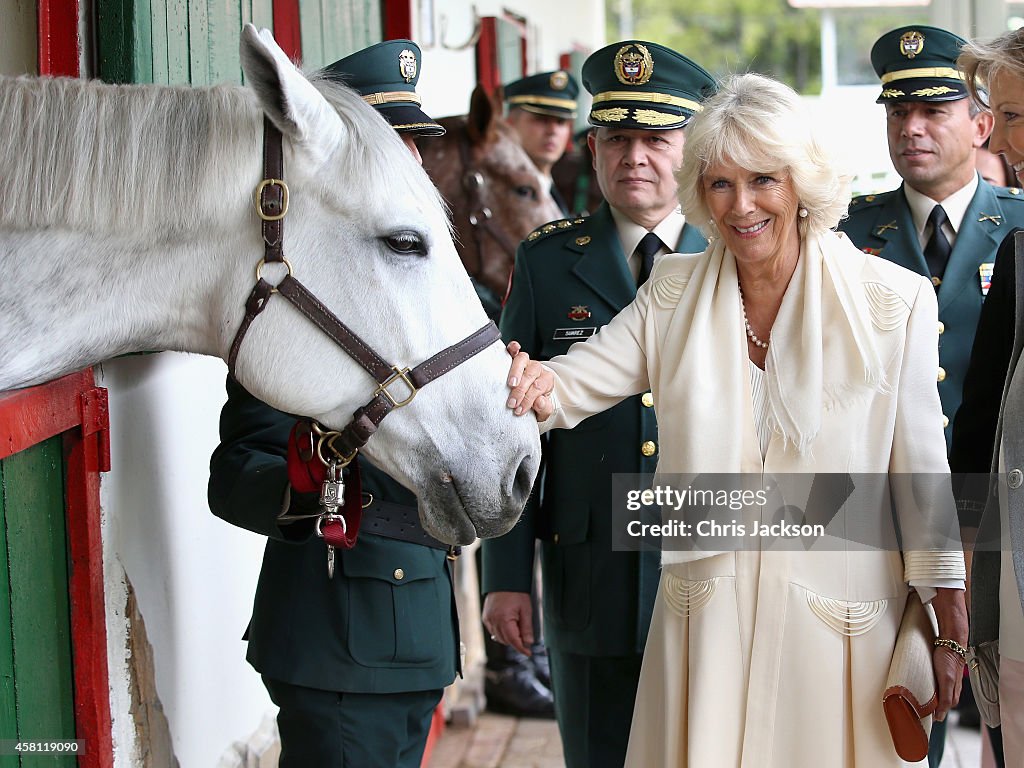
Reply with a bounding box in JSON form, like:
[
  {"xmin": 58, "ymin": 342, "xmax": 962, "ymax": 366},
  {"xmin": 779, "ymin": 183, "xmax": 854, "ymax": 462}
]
[
  {"xmin": 239, "ymin": 24, "xmax": 343, "ymax": 166},
  {"xmin": 466, "ymin": 84, "xmax": 500, "ymax": 145}
]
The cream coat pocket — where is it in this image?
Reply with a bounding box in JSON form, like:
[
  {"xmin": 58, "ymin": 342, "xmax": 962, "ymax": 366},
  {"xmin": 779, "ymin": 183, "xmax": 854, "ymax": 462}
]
[
  {"xmin": 662, "ymin": 572, "xmax": 719, "ymax": 618},
  {"xmin": 804, "ymin": 590, "xmax": 889, "ymax": 637}
]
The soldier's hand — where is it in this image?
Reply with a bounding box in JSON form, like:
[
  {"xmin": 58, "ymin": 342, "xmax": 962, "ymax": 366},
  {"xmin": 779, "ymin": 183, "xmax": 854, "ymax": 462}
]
[
  {"xmin": 505, "ymin": 341, "xmax": 554, "ymax": 421},
  {"xmin": 482, "ymin": 590, "xmax": 534, "ymax": 656}
]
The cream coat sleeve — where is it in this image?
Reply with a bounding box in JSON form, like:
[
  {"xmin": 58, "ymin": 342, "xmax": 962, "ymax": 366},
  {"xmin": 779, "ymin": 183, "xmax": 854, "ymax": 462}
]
[
  {"xmin": 889, "ymin": 274, "xmax": 967, "ymax": 585},
  {"xmin": 539, "ymin": 283, "xmax": 653, "ymax": 434}
]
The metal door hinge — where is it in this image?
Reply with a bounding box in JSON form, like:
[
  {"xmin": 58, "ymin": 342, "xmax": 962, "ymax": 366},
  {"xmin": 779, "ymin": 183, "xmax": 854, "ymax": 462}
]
[{"xmin": 80, "ymin": 387, "xmax": 111, "ymax": 472}]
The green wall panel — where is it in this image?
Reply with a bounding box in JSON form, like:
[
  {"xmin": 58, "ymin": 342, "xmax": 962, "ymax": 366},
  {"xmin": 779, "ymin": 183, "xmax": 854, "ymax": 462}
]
[
  {"xmin": 299, "ymin": 0, "xmax": 380, "ymax": 71},
  {"xmin": 0, "ymin": 438, "xmax": 76, "ymax": 766},
  {"xmin": 0, "ymin": 462, "xmax": 16, "ymax": 755}
]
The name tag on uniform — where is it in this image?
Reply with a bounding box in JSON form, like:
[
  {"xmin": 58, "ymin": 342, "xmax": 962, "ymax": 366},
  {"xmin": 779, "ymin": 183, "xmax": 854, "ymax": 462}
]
[
  {"xmin": 980, "ymin": 263, "xmax": 994, "ymax": 296},
  {"xmin": 553, "ymin": 327, "xmax": 596, "ymax": 341}
]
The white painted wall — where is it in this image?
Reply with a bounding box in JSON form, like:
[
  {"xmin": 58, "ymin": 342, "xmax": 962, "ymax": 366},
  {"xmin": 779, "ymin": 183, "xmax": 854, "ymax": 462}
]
[
  {"xmin": 418, "ymin": 0, "xmax": 606, "ymax": 118},
  {"xmin": 98, "ymin": 353, "xmax": 274, "ymax": 768}
]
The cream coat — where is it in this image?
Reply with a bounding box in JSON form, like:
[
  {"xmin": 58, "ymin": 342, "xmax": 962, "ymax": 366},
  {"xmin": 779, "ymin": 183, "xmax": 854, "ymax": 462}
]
[{"xmin": 539, "ymin": 235, "xmax": 964, "ymax": 767}]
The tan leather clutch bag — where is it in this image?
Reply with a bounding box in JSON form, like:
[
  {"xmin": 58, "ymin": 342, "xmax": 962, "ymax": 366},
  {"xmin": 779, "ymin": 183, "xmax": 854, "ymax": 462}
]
[{"xmin": 882, "ymin": 593, "xmax": 937, "ymax": 762}]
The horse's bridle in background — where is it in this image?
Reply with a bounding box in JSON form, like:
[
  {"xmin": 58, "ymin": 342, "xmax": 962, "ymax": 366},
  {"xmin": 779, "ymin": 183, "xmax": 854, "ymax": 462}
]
[
  {"xmin": 228, "ymin": 119, "xmax": 501, "ymax": 468},
  {"xmin": 456, "ymin": 128, "xmax": 521, "ymax": 280}
]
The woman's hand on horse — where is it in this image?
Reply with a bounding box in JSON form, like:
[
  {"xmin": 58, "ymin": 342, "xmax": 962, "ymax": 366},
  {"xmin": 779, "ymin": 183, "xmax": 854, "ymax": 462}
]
[{"xmin": 506, "ymin": 341, "xmax": 554, "ymax": 421}]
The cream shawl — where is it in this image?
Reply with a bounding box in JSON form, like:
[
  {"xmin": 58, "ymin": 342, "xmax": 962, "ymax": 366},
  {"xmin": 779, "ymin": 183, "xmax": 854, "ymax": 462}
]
[{"xmin": 652, "ymin": 230, "xmax": 887, "ymax": 470}]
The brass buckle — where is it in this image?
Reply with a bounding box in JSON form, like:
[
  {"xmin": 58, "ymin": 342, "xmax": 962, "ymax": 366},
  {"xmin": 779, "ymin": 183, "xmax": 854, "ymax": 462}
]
[
  {"xmin": 311, "ymin": 423, "xmax": 359, "ymax": 468},
  {"xmin": 254, "ymin": 178, "xmax": 290, "ymax": 221},
  {"xmin": 375, "ymin": 366, "xmax": 418, "ymax": 408}
]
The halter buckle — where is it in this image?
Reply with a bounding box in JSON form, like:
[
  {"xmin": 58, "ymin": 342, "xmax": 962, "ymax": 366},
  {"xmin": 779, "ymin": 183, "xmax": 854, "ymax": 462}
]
[
  {"xmin": 254, "ymin": 178, "xmax": 290, "ymax": 221},
  {"xmin": 311, "ymin": 425, "xmax": 359, "ymax": 468},
  {"xmin": 376, "ymin": 366, "xmax": 418, "ymax": 408}
]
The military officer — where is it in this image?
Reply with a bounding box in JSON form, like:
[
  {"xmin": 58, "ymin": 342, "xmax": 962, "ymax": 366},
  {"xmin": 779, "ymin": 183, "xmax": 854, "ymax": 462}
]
[
  {"xmin": 839, "ymin": 26, "xmax": 1024, "ymax": 767},
  {"xmin": 208, "ymin": 41, "xmax": 459, "ymax": 768},
  {"xmin": 504, "ymin": 71, "xmax": 580, "ymax": 215},
  {"xmin": 482, "ymin": 41, "xmax": 714, "ymax": 768},
  {"xmin": 840, "ymin": 25, "xmax": 1024, "ymax": 453}
]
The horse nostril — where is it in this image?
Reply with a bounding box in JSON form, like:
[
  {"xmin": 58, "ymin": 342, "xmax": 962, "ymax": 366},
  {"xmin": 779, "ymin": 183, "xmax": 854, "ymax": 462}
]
[{"xmin": 512, "ymin": 453, "xmax": 538, "ymax": 505}]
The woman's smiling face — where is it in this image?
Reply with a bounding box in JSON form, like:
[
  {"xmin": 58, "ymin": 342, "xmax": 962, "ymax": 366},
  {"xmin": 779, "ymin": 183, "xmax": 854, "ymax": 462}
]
[
  {"xmin": 987, "ymin": 69, "xmax": 1024, "ymax": 185},
  {"xmin": 702, "ymin": 159, "xmax": 801, "ymax": 268}
]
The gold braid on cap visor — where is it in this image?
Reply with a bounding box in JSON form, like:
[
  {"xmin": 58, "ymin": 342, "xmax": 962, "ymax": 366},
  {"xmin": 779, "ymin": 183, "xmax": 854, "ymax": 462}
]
[
  {"xmin": 591, "ymin": 90, "xmax": 703, "ymax": 114},
  {"xmin": 362, "ymin": 91, "xmax": 422, "ymax": 106},
  {"xmin": 879, "ymin": 66, "xmax": 964, "ymax": 84}
]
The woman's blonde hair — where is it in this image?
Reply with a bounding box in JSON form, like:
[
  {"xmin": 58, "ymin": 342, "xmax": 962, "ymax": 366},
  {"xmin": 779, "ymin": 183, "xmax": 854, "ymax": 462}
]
[
  {"xmin": 677, "ymin": 73, "xmax": 851, "ymax": 238},
  {"xmin": 959, "ymin": 29, "xmax": 1024, "ymax": 109}
]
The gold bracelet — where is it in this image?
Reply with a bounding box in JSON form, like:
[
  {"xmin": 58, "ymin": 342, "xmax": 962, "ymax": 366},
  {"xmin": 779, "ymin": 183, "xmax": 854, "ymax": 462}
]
[{"xmin": 933, "ymin": 638, "xmax": 968, "ymax": 660}]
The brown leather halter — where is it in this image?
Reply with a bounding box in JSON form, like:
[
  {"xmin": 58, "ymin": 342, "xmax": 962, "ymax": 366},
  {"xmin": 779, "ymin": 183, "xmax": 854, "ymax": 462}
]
[
  {"xmin": 228, "ymin": 119, "xmax": 501, "ymax": 467},
  {"xmin": 456, "ymin": 128, "xmax": 521, "ymax": 281}
]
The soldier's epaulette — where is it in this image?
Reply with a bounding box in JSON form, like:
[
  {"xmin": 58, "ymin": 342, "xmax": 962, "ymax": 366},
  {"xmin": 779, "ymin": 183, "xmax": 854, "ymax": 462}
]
[
  {"xmin": 524, "ymin": 216, "xmax": 587, "ymax": 245},
  {"xmin": 848, "ymin": 190, "xmax": 895, "ymax": 210},
  {"xmin": 994, "ymin": 186, "xmax": 1024, "ymax": 200}
]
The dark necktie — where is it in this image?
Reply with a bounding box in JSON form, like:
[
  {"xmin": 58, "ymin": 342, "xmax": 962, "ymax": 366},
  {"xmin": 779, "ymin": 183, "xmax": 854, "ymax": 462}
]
[
  {"xmin": 636, "ymin": 232, "xmax": 664, "ymax": 287},
  {"xmin": 924, "ymin": 205, "xmax": 951, "ymax": 288}
]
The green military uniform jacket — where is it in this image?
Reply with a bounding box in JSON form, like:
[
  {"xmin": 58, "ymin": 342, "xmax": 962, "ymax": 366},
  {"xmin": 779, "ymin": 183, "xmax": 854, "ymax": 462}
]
[
  {"xmin": 481, "ymin": 202, "xmax": 706, "ymax": 656},
  {"xmin": 838, "ymin": 180, "xmax": 1024, "ymax": 449},
  {"xmin": 208, "ymin": 377, "xmax": 459, "ymax": 694}
]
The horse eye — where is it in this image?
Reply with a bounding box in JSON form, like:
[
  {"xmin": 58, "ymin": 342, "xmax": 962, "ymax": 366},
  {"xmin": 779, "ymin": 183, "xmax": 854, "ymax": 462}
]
[
  {"xmin": 382, "ymin": 232, "xmax": 427, "ymax": 256},
  {"xmin": 513, "ymin": 185, "xmax": 538, "ymax": 201}
]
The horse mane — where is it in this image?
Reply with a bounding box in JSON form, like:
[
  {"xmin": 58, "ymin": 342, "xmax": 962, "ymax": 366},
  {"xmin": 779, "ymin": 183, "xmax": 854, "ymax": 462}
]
[
  {"xmin": 0, "ymin": 75, "xmax": 263, "ymax": 234},
  {"xmin": 0, "ymin": 71, "xmax": 446, "ymax": 235}
]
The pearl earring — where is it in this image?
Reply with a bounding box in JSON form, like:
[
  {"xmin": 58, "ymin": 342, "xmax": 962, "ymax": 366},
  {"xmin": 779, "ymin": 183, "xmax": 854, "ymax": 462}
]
[{"xmin": 798, "ymin": 206, "xmax": 809, "ymax": 218}]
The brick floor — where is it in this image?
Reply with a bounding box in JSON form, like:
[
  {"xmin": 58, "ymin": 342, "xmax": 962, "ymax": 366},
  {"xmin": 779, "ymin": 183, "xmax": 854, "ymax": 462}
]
[
  {"xmin": 428, "ymin": 711, "xmax": 987, "ymax": 767},
  {"xmin": 428, "ymin": 714, "xmax": 562, "ymax": 768}
]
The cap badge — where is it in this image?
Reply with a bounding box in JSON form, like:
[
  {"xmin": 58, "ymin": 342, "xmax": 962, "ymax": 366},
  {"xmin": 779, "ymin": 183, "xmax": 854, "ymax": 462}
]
[
  {"xmin": 399, "ymin": 49, "xmax": 418, "ymax": 83},
  {"xmin": 614, "ymin": 43, "xmax": 654, "ymax": 85},
  {"xmin": 568, "ymin": 305, "xmax": 592, "ymax": 320},
  {"xmin": 899, "ymin": 31, "xmax": 925, "ymax": 59},
  {"xmin": 550, "ymin": 71, "xmax": 569, "ymax": 90}
]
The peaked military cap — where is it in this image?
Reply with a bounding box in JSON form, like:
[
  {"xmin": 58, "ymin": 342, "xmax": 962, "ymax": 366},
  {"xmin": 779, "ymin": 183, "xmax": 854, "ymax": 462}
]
[
  {"xmin": 870, "ymin": 25, "xmax": 969, "ymax": 104},
  {"xmin": 323, "ymin": 40, "xmax": 444, "ymax": 136},
  {"xmin": 504, "ymin": 70, "xmax": 580, "ymax": 119},
  {"xmin": 581, "ymin": 40, "xmax": 716, "ymax": 130}
]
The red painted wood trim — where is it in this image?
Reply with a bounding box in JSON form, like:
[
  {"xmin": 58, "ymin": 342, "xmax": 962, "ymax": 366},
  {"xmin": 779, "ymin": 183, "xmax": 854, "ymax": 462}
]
[
  {"xmin": 272, "ymin": 0, "xmax": 302, "ymax": 62},
  {"xmin": 0, "ymin": 371, "xmax": 94, "ymax": 460},
  {"xmin": 0, "ymin": 370, "xmax": 113, "ymax": 766},
  {"xmin": 37, "ymin": 0, "xmax": 80, "ymax": 77},
  {"xmin": 64, "ymin": 409, "xmax": 113, "ymax": 768},
  {"xmin": 419, "ymin": 703, "xmax": 445, "ymax": 766},
  {"xmin": 383, "ymin": 0, "xmax": 413, "ymax": 40},
  {"xmin": 476, "ymin": 17, "xmax": 499, "ymax": 95}
]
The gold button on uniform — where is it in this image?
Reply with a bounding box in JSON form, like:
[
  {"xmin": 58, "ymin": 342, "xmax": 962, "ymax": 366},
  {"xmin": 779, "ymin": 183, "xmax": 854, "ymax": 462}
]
[
  {"xmin": 642, "ymin": 392, "xmax": 654, "ymax": 407},
  {"xmin": 937, "ymin": 321, "xmax": 945, "ymax": 335},
  {"xmin": 937, "ymin": 367, "xmax": 946, "ymax": 382},
  {"xmin": 393, "ymin": 568, "xmax": 405, "ymax": 581},
  {"xmin": 553, "ymin": 533, "xmax": 560, "ymax": 544},
  {"xmin": 942, "ymin": 415, "xmax": 949, "ymax": 429},
  {"xmin": 641, "ymin": 441, "xmax": 657, "ymax": 457}
]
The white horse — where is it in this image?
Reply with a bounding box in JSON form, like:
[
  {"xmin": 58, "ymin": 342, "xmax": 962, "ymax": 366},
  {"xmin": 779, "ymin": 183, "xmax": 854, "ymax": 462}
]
[{"xmin": 0, "ymin": 26, "xmax": 539, "ymax": 545}]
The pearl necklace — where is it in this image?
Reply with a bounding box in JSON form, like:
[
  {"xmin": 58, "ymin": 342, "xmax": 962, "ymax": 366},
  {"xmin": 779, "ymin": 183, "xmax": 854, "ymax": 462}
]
[{"xmin": 738, "ymin": 283, "xmax": 770, "ymax": 349}]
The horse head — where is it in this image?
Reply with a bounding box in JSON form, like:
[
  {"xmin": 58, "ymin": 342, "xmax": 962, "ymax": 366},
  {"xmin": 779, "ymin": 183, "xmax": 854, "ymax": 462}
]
[
  {"xmin": 420, "ymin": 86, "xmax": 562, "ymax": 314},
  {"xmin": 231, "ymin": 27, "xmax": 544, "ymax": 543}
]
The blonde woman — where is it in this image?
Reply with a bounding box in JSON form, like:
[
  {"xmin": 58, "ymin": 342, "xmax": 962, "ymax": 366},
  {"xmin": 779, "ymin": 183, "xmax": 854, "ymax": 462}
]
[{"xmin": 505, "ymin": 74, "xmax": 968, "ymax": 767}]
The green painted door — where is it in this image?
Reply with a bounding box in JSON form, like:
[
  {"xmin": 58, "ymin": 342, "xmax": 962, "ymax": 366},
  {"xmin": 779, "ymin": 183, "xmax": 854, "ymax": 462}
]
[
  {"xmin": 0, "ymin": 438, "xmax": 76, "ymax": 767},
  {"xmin": 97, "ymin": 0, "xmax": 381, "ymax": 86}
]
